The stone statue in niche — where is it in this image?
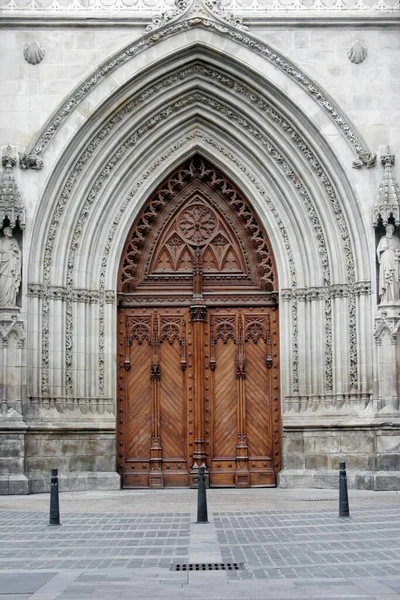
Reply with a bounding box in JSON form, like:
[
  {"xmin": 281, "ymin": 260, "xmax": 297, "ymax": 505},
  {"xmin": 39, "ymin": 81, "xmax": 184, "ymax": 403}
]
[
  {"xmin": 377, "ymin": 223, "xmax": 400, "ymax": 305},
  {"xmin": 0, "ymin": 226, "xmax": 21, "ymax": 308}
]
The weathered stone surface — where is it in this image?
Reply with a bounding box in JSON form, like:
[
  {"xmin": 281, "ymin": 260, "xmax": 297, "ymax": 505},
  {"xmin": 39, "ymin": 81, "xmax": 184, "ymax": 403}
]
[{"xmin": 0, "ymin": 6, "xmax": 399, "ymax": 494}]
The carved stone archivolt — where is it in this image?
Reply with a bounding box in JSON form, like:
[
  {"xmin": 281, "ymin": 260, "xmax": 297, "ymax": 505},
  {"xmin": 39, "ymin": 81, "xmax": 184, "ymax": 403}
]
[
  {"xmin": 35, "ymin": 58, "xmax": 359, "ymax": 395},
  {"xmin": 25, "ymin": 10, "xmax": 369, "ymax": 161},
  {"xmin": 34, "ymin": 41, "xmax": 365, "ymax": 401}
]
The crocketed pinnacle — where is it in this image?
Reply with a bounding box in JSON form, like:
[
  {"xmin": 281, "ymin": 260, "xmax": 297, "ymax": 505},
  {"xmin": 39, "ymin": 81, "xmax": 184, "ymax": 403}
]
[{"xmin": 373, "ymin": 146, "xmax": 400, "ymax": 227}]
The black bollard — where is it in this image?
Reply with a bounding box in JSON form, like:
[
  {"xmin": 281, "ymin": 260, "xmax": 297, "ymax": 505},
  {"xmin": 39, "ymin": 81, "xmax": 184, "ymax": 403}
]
[
  {"xmin": 49, "ymin": 468, "xmax": 61, "ymax": 526},
  {"xmin": 197, "ymin": 466, "xmax": 208, "ymax": 523},
  {"xmin": 339, "ymin": 462, "xmax": 350, "ymax": 518}
]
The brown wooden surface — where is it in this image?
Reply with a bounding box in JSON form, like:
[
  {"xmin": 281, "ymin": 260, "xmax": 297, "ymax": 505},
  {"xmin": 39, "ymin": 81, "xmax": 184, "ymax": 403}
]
[{"xmin": 117, "ymin": 156, "xmax": 280, "ymax": 488}]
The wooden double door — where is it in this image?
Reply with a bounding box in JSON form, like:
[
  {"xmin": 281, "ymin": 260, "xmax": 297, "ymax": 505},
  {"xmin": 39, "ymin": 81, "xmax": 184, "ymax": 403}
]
[
  {"xmin": 118, "ymin": 304, "xmax": 279, "ymax": 488},
  {"xmin": 117, "ymin": 155, "xmax": 281, "ymax": 488}
]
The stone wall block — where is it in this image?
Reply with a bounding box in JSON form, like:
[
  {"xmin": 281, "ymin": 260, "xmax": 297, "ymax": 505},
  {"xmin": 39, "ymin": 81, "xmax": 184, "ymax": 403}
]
[
  {"xmin": 374, "ymin": 473, "xmax": 400, "ymax": 491},
  {"xmin": 283, "ymin": 434, "xmax": 304, "ymax": 454},
  {"xmin": 283, "ymin": 453, "xmax": 305, "ymax": 469},
  {"xmin": 71, "ymin": 455, "xmax": 96, "ymax": 471},
  {"xmin": 8, "ymin": 475, "xmax": 29, "ymax": 495},
  {"xmin": 340, "ymin": 432, "xmax": 374, "ymax": 454},
  {"xmin": 375, "ymin": 454, "xmax": 400, "ymax": 471},
  {"xmin": 376, "ymin": 434, "xmax": 400, "ymax": 454},
  {"xmin": 328, "ymin": 454, "xmax": 375, "ymax": 471},
  {"xmin": 353, "ymin": 474, "xmax": 375, "ymax": 490},
  {"xmin": 305, "ymin": 455, "xmax": 329, "ymax": 469},
  {"xmin": 95, "ymin": 455, "xmax": 115, "ymax": 471},
  {"xmin": 26, "ymin": 456, "xmax": 69, "ymax": 472},
  {"xmin": 0, "ymin": 439, "xmax": 25, "ymax": 459},
  {"xmin": 85, "ymin": 437, "xmax": 115, "ymax": 456},
  {"xmin": 60, "ymin": 439, "xmax": 84, "ymax": 456},
  {"xmin": 41, "ymin": 439, "xmax": 66, "ymax": 456},
  {"xmin": 0, "ymin": 457, "xmax": 24, "ymax": 475},
  {"xmin": 25, "ymin": 437, "xmax": 42, "ymax": 457},
  {"xmin": 312, "ymin": 435, "xmax": 341, "ymax": 454}
]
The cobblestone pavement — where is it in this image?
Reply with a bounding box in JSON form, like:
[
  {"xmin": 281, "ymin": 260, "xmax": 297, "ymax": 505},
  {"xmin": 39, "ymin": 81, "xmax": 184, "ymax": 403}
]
[{"xmin": 0, "ymin": 488, "xmax": 399, "ymax": 599}]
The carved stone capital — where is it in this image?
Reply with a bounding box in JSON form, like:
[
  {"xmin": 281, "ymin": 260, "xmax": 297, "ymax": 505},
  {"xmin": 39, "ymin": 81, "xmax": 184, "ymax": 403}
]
[{"xmin": 353, "ymin": 281, "xmax": 371, "ymax": 296}]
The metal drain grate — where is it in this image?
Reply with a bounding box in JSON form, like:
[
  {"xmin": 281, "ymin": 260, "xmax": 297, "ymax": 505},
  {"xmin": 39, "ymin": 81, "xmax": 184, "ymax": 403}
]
[{"xmin": 172, "ymin": 562, "xmax": 243, "ymax": 572}]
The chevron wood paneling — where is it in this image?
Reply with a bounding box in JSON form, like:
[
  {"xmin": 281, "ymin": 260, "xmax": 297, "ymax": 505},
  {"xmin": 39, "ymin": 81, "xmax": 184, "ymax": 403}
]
[
  {"xmin": 246, "ymin": 340, "xmax": 271, "ymax": 458},
  {"xmin": 127, "ymin": 342, "xmax": 152, "ymax": 459},
  {"xmin": 160, "ymin": 339, "xmax": 185, "ymax": 459},
  {"xmin": 213, "ymin": 339, "xmax": 237, "ymax": 458}
]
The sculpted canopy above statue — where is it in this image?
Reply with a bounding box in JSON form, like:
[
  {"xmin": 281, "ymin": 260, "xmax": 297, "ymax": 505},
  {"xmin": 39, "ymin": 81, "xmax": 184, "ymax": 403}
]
[{"xmin": 0, "ymin": 227, "xmax": 21, "ymax": 308}]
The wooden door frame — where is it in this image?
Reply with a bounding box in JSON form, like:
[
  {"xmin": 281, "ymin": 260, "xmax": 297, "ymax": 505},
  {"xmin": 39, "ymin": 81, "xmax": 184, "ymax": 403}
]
[{"xmin": 116, "ymin": 155, "xmax": 281, "ymax": 488}]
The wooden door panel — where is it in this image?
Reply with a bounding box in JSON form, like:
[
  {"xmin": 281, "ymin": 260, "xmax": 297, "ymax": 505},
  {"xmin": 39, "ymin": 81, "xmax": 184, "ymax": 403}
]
[
  {"xmin": 210, "ymin": 338, "xmax": 237, "ymax": 486},
  {"xmin": 246, "ymin": 340, "xmax": 270, "ymax": 457},
  {"xmin": 159, "ymin": 331, "xmax": 189, "ymax": 487},
  {"xmin": 160, "ymin": 340, "xmax": 185, "ymax": 459},
  {"xmin": 246, "ymin": 340, "xmax": 274, "ymax": 486},
  {"xmin": 127, "ymin": 342, "xmax": 152, "ymax": 459}
]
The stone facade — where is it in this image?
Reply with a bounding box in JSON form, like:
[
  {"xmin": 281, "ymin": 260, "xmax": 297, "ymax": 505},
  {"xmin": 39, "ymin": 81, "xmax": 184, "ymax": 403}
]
[{"xmin": 0, "ymin": 0, "xmax": 399, "ymax": 492}]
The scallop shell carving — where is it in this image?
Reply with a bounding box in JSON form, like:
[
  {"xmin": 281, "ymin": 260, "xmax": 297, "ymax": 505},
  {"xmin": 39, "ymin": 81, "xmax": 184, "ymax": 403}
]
[
  {"xmin": 23, "ymin": 41, "xmax": 45, "ymax": 65},
  {"xmin": 347, "ymin": 41, "xmax": 367, "ymax": 65}
]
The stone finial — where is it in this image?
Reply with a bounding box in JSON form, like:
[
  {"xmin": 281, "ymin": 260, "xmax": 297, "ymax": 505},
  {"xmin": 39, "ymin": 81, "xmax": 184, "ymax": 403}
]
[
  {"xmin": 146, "ymin": 0, "xmax": 248, "ymax": 32},
  {"xmin": 373, "ymin": 146, "xmax": 400, "ymax": 228},
  {"xmin": 0, "ymin": 146, "xmax": 26, "ymax": 229}
]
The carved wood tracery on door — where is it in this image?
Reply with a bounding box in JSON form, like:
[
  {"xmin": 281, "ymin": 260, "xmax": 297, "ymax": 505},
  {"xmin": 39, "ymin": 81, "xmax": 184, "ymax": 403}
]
[{"xmin": 117, "ymin": 155, "xmax": 280, "ymax": 488}]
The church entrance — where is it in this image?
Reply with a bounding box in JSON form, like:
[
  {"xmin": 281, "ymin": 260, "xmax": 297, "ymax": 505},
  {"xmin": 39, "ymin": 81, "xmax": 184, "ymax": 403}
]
[{"xmin": 117, "ymin": 156, "xmax": 281, "ymax": 488}]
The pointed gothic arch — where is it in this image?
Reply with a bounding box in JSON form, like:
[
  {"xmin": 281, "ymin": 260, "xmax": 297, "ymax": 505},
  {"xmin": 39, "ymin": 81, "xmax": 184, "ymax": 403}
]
[{"xmin": 117, "ymin": 155, "xmax": 280, "ymax": 488}]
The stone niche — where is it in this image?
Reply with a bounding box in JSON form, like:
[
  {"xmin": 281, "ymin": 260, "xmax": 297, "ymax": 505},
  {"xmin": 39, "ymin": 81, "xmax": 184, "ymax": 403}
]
[{"xmin": 279, "ymin": 425, "xmax": 400, "ymax": 491}]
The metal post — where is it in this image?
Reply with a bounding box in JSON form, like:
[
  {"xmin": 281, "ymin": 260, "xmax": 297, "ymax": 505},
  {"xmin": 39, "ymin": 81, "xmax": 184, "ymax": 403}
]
[
  {"xmin": 339, "ymin": 462, "xmax": 350, "ymax": 518},
  {"xmin": 49, "ymin": 468, "xmax": 61, "ymax": 526},
  {"xmin": 197, "ymin": 466, "xmax": 208, "ymax": 523}
]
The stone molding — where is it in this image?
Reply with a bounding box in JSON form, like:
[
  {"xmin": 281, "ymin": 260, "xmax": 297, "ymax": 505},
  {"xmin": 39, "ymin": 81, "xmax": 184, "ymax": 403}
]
[
  {"xmin": 28, "ymin": 396, "xmax": 115, "ymax": 415},
  {"xmin": 283, "ymin": 392, "xmax": 373, "ymax": 414},
  {"xmin": 27, "ymin": 284, "xmax": 115, "ymax": 303},
  {"xmin": 24, "ymin": 14, "xmax": 369, "ymax": 160},
  {"xmin": 281, "ymin": 282, "xmax": 371, "ymax": 301},
  {"xmin": 1, "ymin": 0, "xmax": 397, "ymax": 15}
]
